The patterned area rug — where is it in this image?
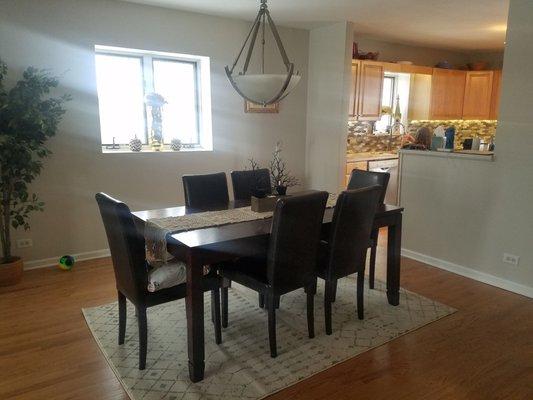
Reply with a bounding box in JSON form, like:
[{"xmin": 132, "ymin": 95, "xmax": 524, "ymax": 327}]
[{"xmin": 83, "ymin": 277, "xmax": 455, "ymax": 400}]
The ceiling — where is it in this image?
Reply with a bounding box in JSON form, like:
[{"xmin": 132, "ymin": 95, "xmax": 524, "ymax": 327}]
[{"xmin": 121, "ymin": 0, "xmax": 509, "ymax": 51}]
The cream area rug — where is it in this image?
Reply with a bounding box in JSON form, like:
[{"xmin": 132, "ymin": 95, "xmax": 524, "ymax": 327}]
[{"xmin": 83, "ymin": 277, "xmax": 455, "ymax": 400}]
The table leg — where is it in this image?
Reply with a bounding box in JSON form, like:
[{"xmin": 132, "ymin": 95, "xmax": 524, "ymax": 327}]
[
  {"xmin": 185, "ymin": 249, "xmax": 205, "ymax": 382},
  {"xmin": 386, "ymin": 214, "xmax": 402, "ymax": 306}
]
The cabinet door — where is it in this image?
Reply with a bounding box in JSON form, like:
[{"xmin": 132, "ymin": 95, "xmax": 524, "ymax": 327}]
[
  {"xmin": 349, "ymin": 61, "xmax": 360, "ymax": 117},
  {"xmin": 357, "ymin": 61, "xmax": 384, "ymax": 120},
  {"xmin": 429, "ymin": 68, "xmax": 467, "ymax": 119},
  {"xmin": 490, "ymin": 70, "xmax": 502, "ymax": 119},
  {"xmin": 463, "ymin": 71, "xmax": 494, "ymax": 119}
]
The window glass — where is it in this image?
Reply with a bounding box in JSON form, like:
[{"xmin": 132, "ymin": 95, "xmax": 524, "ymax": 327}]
[
  {"xmin": 152, "ymin": 59, "xmax": 199, "ymax": 144},
  {"xmin": 95, "ymin": 54, "xmax": 146, "ymax": 144}
]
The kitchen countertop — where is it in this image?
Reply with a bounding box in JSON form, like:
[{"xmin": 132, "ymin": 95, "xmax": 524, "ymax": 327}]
[
  {"xmin": 399, "ymin": 149, "xmax": 495, "ymax": 162},
  {"xmin": 346, "ymin": 152, "xmax": 399, "ymax": 163}
]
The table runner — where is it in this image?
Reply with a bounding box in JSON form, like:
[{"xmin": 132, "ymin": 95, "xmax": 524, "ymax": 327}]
[{"xmin": 146, "ymin": 194, "xmax": 338, "ymax": 263}]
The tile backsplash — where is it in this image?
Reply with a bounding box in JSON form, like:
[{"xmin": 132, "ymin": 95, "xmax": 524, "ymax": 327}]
[
  {"xmin": 347, "ymin": 119, "xmax": 497, "ymax": 154},
  {"xmin": 408, "ymin": 120, "xmax": 497, "ymax": 149}
]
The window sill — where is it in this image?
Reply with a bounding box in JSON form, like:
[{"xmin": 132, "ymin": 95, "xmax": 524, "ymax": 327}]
[{"xmin": 101, "ymin": 145, "xmax": 212, "ymax": 154}]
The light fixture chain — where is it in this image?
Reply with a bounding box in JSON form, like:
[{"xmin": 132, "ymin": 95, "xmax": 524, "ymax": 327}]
[
  {"xmin": 261, "ymin": 13, "xmax": 266, "ymax": 74},
  {"xmin": 265, "ymin": 10, "xmax": 290, "ymax": 70},
  {"xmin": 229, "ymin": 10, "xmax": 263, "ymax": 74},
  {"xmin": 242, "ymin": 8, "xmax": 264, "ymax": 74}
]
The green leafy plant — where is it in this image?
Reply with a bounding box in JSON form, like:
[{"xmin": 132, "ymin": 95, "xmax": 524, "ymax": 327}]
[{"xmin": 0, "ymin": 59, "xmax": 70, "ymax": 263}]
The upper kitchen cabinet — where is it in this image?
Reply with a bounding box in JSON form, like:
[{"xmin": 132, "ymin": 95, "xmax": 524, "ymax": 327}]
[
  {"xmin": 349, "ymin": 60, "xmax": 384, "ymax": 120},
  {"xmin": 463, "ymin": 71, "xmax": 494, "ymax": 119},
  {"xmin": 429, "ymin": 68, "xmax": 467, "ymax": 119},
  {"xmin": 490, "ymin": 70, "xmax": 502, "ymax": 119}
]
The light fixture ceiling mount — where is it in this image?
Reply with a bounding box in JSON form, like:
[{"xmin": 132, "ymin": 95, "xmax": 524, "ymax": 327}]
[{"xmin": 225, "ymin": 0, "xmax": 300, "ymax": 106}]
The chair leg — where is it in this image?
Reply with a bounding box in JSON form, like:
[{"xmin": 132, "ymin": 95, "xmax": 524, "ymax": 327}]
[
  {"xmin": 324, "ymin": 280, "xmax": 333, "ymax": 335},
  {"xmin": 357, "ymin": 270, "xmax": 365, "ymax": 320},
  {"xmin": 274, "ymin": 296, "xmax": 280, "ymax": 309},
  {"xmin": 211, "ymin": 289, "xmax": 222, "ymax": 344},
  {"xmin": 331, "ymin": 278, "xmax": 338, "ymax": 302},
  {"xmin": 118, "ymin": 291, "xmax": 126, "ymax": 345},
  {"xmin": 267, "ymin": 294, "xmax": 277, "ymax": 358},
  {"xmin": 221, "ymin": 286, "xmax": 229, "ymax": 328},
  {"xmin": 369, "ymin": 229, "xmax": 379, "ymax": 289},
  {"xmin": 305, "ymin": 283, "xmax": 316, "ymax": 339},
  {"xmin": 137, "ymin": 306, "xmax": 147, "ymax": 370},
  {"xmin": 369, "ymin": 244, "xmax": 377, "ymax": 289},
  {"xmin": 258, "ymin": 293, "xmax": 265, "ymax": 308}
]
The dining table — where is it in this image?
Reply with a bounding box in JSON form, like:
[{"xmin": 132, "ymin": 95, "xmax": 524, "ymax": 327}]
[{"xmin": 132, "ymin": 198, "xmax": 403, "ymax": 382}]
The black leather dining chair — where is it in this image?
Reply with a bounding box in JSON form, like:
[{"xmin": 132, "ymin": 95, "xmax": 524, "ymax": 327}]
[
  {"xmin": 317, "ymin": 187, "xmax": 381, "ymax": 334},
  {"xmin": 347, "ymin": 169, "xmax": 390, "ymax": 290},
  {"xmin": 230, "ymin": 168, "xmax": 272, "ymax": 201},
  {"xmin": 181, "ymin": 172, "xmax": 232, "ymax": 327},
  {"xmin": 217, "ymin": 191, "xmax": 329, "ymax": 357},
  {"xmin": 95, "ymin": 192, "xmax": 223, "ymax": 370},
  {"xmin": 182, "ymin": 172, "xmax": 230, "ymax": 209}
]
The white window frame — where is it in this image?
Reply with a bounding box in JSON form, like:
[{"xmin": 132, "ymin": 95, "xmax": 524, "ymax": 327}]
[{"xmin": 95, "ymin": 45, "xmax": 213, "ymax": 152}]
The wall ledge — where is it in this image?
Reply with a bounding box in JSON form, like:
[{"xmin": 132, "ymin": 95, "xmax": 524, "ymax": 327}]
[
  {"xmin": 402, "ymin": 248, "xmax": 533, "ymax": 299},
  {"xmin": 399, "ymin": 149, "xmax": 495, "ymax": 162}
]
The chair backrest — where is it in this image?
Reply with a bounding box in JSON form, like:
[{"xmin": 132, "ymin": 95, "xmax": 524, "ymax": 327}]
[
  {"xmin": 182, "ymin": 172, "xmax": 229, "ymax": 209},
  {"xmin": 347, "ymin": 169, "xmax": 390, "ymax": 204},
  {"xmin": 95, "ymin": 193, "xmax": 147, "ymax": 302},
  {"xmin": 231, "ymin": 168, "xmax": 272, "ymax": 201},
  {"xmin": 325, "ymin": 187, "xmax": 381, "ymax": 280},
  {"xmin": 267, "ymin": 191, "xmax": 329, "ymax": 294}
]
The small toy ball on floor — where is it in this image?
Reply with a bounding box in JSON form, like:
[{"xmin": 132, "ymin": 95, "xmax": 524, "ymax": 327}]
[{"xmin": 58, "ymin": 255, "xmax": 75, "ymax": 271}]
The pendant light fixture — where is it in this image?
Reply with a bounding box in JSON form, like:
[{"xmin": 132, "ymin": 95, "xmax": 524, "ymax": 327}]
[{"xmin": 225, "ymin": 0, "xmax": 300, "ymax": 106}]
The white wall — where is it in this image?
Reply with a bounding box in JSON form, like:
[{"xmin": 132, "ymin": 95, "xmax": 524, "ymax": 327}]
[
  {"xmin": 399, "ymin": 0, "xmax": 533, "ymax": 296},
  {"xmin": 0, "ymin": 0, "xmax": 309, "ymax": 263},
  {"xmin": 305, "ymin": 22, "xmax": 354, "ymax": 193}
]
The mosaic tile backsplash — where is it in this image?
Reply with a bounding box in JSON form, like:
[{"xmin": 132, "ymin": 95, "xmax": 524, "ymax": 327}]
[
  {"xmin": 347, "ymin": 120, "xmax": 497, "ymax": 154},
  {"xmin": 408, "ymin": 120, "xmax": 497, "ymax": 150}
]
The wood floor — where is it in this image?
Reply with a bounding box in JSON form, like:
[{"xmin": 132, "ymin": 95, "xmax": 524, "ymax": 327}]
[{"xmin": 1, "ymin": 233, "xmax": 532, "ymax": 400}]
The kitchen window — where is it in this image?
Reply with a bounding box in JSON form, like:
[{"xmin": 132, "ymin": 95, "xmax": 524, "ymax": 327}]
[
  {"xmin": 374, "ymin": 76, "xmax": 396, "ymax": 132},
  {"xmin": 94, "ymin": 45, "xmax": 212, "ymax": 152}
]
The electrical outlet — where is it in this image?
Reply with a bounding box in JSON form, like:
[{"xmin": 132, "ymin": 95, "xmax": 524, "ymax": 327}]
[
  {"xmin": 16, "ymin": 238, "xmax": 33, "ymax": 248},
  {"xmin": 503, "ymin": 253, "xmax": 520, "ymax": 266}
]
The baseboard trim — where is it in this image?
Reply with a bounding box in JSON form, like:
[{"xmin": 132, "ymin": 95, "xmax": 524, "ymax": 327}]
[
  {"xmin": 24, "ymin": 249, "xmax": 111, "ymax": 270},
  {"xmin": 402, "ymin": 248, "xmax": 533, "ymax": 299}
]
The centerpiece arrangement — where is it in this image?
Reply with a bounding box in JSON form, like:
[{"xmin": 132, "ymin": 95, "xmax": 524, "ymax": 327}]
[{"xmin": 246, "ymin": 141, "xmax": 299, "ymax": 212}]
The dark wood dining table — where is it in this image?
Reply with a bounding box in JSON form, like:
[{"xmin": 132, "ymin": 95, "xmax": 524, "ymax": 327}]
[{"xmin": 132, "ymin": 199, "xmax": 403, "ymax": 382}]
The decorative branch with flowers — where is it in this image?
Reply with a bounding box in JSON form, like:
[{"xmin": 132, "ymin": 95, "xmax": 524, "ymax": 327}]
[{"xmin": 246, "ymin": 141, "xmax": 299, "ymax": 196}]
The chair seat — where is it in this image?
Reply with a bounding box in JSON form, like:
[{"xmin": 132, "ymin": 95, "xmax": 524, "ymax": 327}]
[
  {"xmin": 147, "ymin": 260, "xmax": 187, "ymax": 292},
  {"xmin": 218, "ymin": 257, "xmax": 269, "ymax": 293}
]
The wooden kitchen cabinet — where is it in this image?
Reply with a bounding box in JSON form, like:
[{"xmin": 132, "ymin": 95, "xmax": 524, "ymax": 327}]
[
  {"xmin": 463, "ymin": 71, "xmax": 494, "ymax": 119},
  {"xmin": 349, "ymin": 60, "xmax": 384, "ymax": 120},
  {"xmin": 429, "ymin": 68, "xmax": 467, "ymax": 119},
  {"xmin": 490, "ymin": 70, "xmax": 502, "ymax": 119}
]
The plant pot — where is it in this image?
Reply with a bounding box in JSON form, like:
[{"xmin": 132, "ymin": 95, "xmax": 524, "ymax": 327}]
[
  {"xmin": 0, "ymin": 257, "xmax": 23, "ymax": 287},
  {"xmin": 275, "ymin": 185, "xmax": 287, "ymax": 196}
]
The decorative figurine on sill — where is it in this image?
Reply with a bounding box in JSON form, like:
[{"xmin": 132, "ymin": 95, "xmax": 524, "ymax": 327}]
[
  {"xmin": 170, "ymin": 138, "xmax": 182, "ymax": 151},
  {"xmin": 145, "ymin": 92, "xmax": 167, "ymax": 151},
  {"xmin": 105, "ymin": 136, "xmax": 120, "ymax": 150},
  {"xmin": 129, "ymin": 135, "xmax": 142, "ymax": 152}
]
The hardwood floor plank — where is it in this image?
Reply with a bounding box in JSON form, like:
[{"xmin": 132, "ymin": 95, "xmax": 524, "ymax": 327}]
[{"xmin": 0, "ymin": 232, "xmax": 531, "ymax": 399}]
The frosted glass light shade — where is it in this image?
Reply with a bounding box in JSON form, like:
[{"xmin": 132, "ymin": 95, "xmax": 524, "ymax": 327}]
[{"xmin": 233, "ymin": 73, "xmax": 301, "ymax": 104}]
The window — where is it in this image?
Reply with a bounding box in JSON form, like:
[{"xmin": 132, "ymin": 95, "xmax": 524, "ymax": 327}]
[
  {"xmin": 94, "ymin": 45, "xmax": 212, "ymax": 152},
  {"xmin": 374, "ymin": 76, "xmax": 395, "ymax": 133}
]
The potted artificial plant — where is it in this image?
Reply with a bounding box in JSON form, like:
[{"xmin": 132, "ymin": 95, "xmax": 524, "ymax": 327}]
[{"xmin": 0, "ymin": 59, "xmax": 69, "ymax": 286}]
